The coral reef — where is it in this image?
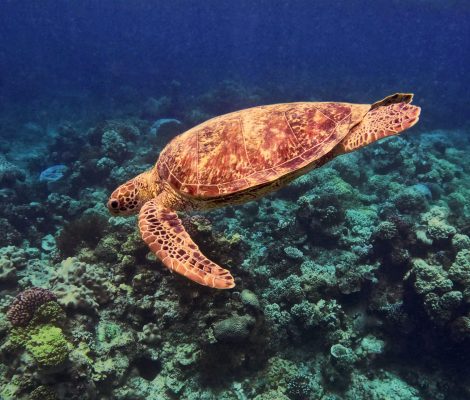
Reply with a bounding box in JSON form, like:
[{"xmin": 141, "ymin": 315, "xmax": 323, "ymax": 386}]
[{"xmin": 1, "ymin": 83, "xmax": 470, "ymax": 399}]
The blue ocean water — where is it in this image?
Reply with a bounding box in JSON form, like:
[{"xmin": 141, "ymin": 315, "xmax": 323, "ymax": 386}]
[
  {"xmin": 1, "ymin": 0, "xmax": 469, "ymax": 128},
  {"xmin": 0, "ymin": 1, "xmax": 470, "ymax": 399}
]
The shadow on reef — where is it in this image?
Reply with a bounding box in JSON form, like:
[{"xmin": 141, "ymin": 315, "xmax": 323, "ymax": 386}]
[{"xmin": 0, "ymin": 81, "xmax": 470, "ymax": 399}]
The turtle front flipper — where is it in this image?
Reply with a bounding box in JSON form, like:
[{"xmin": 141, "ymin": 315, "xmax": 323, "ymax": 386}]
[{"xmin": 138, "ymin": 199, "xmax": 235, "ymax": 289}]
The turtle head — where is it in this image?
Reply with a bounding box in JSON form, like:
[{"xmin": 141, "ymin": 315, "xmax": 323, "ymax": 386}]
[{"xmin": 107, "ymin": 170, "xmax": 158, "ymax": 216}]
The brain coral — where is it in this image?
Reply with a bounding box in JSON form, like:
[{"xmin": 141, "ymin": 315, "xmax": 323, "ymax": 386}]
[{"xmin": 7, "ymin": 288, "xmax": 57, "ymax": 327}]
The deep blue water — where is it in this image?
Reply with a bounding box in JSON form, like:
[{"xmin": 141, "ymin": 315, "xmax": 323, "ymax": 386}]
[
  {"xmin": 1, "ymin": 0, "xmax": 469, "ymax": 129},
  {"xmin": 2, "ymin": 2, "xmax": 470, "ymax": 399}
]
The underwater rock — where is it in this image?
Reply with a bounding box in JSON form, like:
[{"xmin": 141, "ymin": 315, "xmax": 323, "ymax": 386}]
[
  {"xmin": 92, "ymin": 354, "xmax": 130, "ymax": 386},
  {"xmin": 149, "ymin": 118, "xmax": 182, "ymax": 137},
  {"xmin": 41, "ymin": 234, "xmax": 56, "ymax": 253},
  {"xmin": 46, "ymin": 193, "xmax": 82, "ymax": 218},
  {"xmin": 0, "ymin": 218, "xmax": 22, "ymax": 247},
  {"xmin": 56, "ymin": 211, "xmax": 108, "ymax": 257},
  {"xmin": 96, "ymin": 156, "xmax": 117, "ymax": 175},
  {"xmin": 142, "ymin": 95, "xmax": 172, "ymax": 119},
  {"xmin": 0, "ymin": 154, "xmax": 25, "ymax": 186},
  {"xmin": 101, "ymin": 129, "xmax": 129, "ymax": 162},
  {"xmin": 0, "ymin": 258, "xmax": 16, "ymax": 283},
  {"xmin": 95, "ymin": 320, "xmax": 135, "ymax": 353},
  {"xmin": 254, "ymin": 390, "xmax": 290, "ymax": 400},
  {"xmin": 450, "ymin": 316, "xmax": 470, "ymax": 342},
  {"xmin": 138, "ymin": 322, "xmax": 161, "ymax": 345},
  {"xmin": 355, "ymin": 335, "xmax": 385, "ymax": 360},
  {"xmin": 263, "ymin": 303, "xmax": 292, "ymax": 348},
  {"xmin": 197, "ymin": 80, "xmax": 262, "ymax": 116},
  {"xmin": 331, "ymin": 153, "xmax": 363, "ymax": 185},
  {"xmin": 51, "ymin": 257, "xmax": 114, "ymax": 310}
]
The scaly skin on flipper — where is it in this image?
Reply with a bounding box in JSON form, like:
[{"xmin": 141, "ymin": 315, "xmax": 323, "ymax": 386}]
[
  {"xmin": 109, "ymin": 93, "xmax": 421, "ymax": 290},
  {"xmin": 334, "ymin": 100, "xmax": 420, "ymax": 154},
  {"xmin": 138, "ymin": 198, "xmax": 235, "ymax": 289}
]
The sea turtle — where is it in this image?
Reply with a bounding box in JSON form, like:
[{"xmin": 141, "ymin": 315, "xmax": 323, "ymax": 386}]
[{"xmin": 108, "ymin": 93, "xmax": 420, "ymax": 289}]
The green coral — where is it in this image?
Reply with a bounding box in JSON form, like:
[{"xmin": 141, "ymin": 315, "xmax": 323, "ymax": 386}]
[
  {"xmin": 26, "ymin": 325, "xmax": 70, "ymax": 367},
  {"xmin": 7, "ymin": 299, "xmax": 72, "ymax": 368},
  {"xmin": 263, "ymin": 357, "xmax": 298, "ymax": 392},
  {"xmin": 422, "ymin": 206, "xmax": 456, "ymax": 241},
  {"xmin": 412, "ymin": 259, "xmax": 453, "ymax": 295},
  {"xmin": 346, "ymin": 371, "xmax": 420, "ymax": 400},
  {"xmin": 29, "ymin": 301, "xmax": 66, "ymax": 327},
  {"xmin": 291, "ymin": 299, "xmax": 341, "ymax": 331},
  {"xmin": 452, "ymin": 234, "xmax": 470, "ymax": 251},
  {"xmin": 213, "ymin": 315, "xmax": 255, "ymax": 343},
  {"xmin": 29, "ymin": 385, "xmax": 58, "ymax": 400},
  {"xmin": 254, "ymin": 390, "xmax": 290, "ymax": 400},
  {"xmin": 330, "ymin": 343, "xmax": 357, "ymax": 366},
  {"xmin": 92, "ymin": 355, "xmax": 129, "ymax": 384},
  {"xmin": 448, "ymin": 250, "xmax": 470, "ymax": 288},
  {"xmin": 95, "ymin": 320, "xmax": 135, "ymax": 353},
  {"xmin": 423, "ymin": 291, "xmax": 462, "ymax": 324},
  {"xmin": 9, "ymin": 325, "xmax": 31, "ymax": 348}
]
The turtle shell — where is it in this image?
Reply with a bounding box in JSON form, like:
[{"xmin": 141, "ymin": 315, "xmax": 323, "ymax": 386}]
[{"xmin": 157, "ymin": 102, "xmax": 370, "ymax": 198}]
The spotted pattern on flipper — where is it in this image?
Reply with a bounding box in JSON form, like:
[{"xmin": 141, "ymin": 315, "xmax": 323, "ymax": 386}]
[
  {"xmin": 138, "ymin": 199, "xmax": 235, "ymax": 289},
  {"xmin": 340, "ymin": 102, "xmax": 421, "ymax": 153}
]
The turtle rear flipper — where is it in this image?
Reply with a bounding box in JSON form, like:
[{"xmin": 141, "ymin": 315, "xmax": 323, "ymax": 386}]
[
  {"xmin": 138, "ymin": 199, "xmax": 235, "ymax": 289},
  {"xmin": 336, "ymin": 101, "xmax": 420, "ymax": 155}
]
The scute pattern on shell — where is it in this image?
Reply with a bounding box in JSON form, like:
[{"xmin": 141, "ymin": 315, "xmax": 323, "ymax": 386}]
[{"xmin": 157, "ymin": 102, "xmax": 370, "ymax": 198}]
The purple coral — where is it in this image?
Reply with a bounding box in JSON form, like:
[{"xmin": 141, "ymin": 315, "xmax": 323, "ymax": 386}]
[{"xmin": 7, "ymin": 288, "xmax": 56, "ymax": 327}]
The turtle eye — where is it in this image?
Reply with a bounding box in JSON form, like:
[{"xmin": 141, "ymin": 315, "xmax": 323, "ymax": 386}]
[{"xmin": 110, "ymin": 200, "xmax": 119, "ymax": 209}]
